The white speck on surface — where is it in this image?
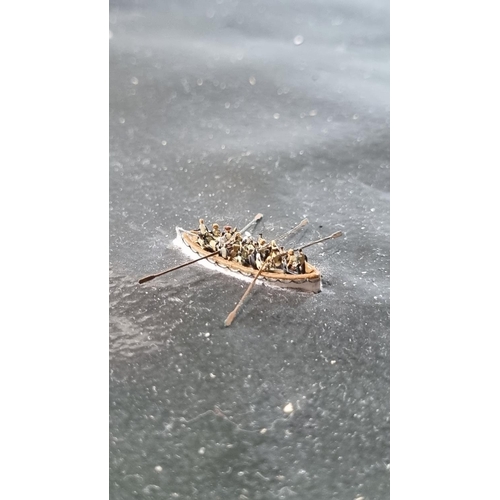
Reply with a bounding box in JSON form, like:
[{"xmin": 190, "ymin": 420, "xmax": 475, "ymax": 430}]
[
  {"xmin": 204, "ymin": 332, "xmax": 211, "ymax": 337},
  {"xmin": 131, "ymin": 77, "xmax": 139, "ymax": 85},
  {"xmin": 249, "ymin": 76, "xmax": 256, "ymax": 85},
  {"xmin": 161, "ymin": 140, "xmax": 167, "ymax": 146},
  {"xmin": 309, "ymin": 109, "xmax": 317, "ymax": 116},
  {"xmin": 283, "ymin": 403, "xmax": 294, "ymax": 413},
  {"xmin": 198, "ymin": 447, "xmax": 205, "ymax": 455},
  {"xmin": 273, "ymin": 113, "xmax": 280, "ymax": 119},
  {"xmin": 260, "ymin": 428, "xmax": 267, "ymax": 434},
  {"xmin": 210, "ymin": 373, "xmax": 216, "ymax": 378},
  {"xmin": 154, "ymin": 465, "xmax": 162, "ymax": 472},
  {"xmin": 293, "ymin": 35, "xmax": 304, "ymax": 45}
]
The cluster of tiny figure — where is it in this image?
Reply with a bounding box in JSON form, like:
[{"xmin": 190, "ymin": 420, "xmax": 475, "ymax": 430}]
[{"xmin": 195, "ymin": 219, "xmax": 308, "ymax": 274}]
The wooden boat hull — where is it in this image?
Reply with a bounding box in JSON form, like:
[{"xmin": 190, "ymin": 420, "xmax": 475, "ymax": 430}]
[{"xmin": 174, "ymin": 227, "xmax": 322, "ymax": 293}]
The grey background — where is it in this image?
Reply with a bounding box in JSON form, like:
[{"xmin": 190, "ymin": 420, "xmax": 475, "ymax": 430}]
[{"xmin": 110, "ymin": 0, "xmax": 389, "ymax": 498}]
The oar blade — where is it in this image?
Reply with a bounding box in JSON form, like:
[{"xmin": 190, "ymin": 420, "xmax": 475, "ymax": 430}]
[
  {"xmin": 224, "ymin": 312, "xmax": 237, "ymax": 327},
  {"xmin": 240, "ymin": 213, "xmax": 264, "ymax": 233},
  {"xmin": 138, "ymin": 274, "xmax": 157, "ymax": 284}
]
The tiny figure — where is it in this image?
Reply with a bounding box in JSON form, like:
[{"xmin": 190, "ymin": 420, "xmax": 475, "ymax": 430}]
[
  {"xmin": 208, "ymin": 238, "xmax": 218, "ymax": 251},
  {"xmin": 257, "ymin": 235, "xmax": 270, "ymax": 260},
  {"xmin": 218, "ymin": 226, "xmax": 232, "ymax": 248},
  {"xmin": 270, "ymin": 240, "xmax": 281, "ymax": 268},
  {"xmin": 280, "ymin": 246, "xmax": 287, "ymax": 271},
  {"xmin": 229, "ymin": 233, "xmax": 242, "ymax": 259},
  {"xmin": 297, "ymin": 249, "xmax": 308, "ymax": 274},
  {"xmin": 255, "ymin": 250, "xmax": 263, "ymax": 270},
  {"xmin": 286, "ymin": 249, "xmax": 297, "ymax": 273},
  {"xmin": 212, "ymin": 223, "xmax": 221, "ymax": 238},
  {"xmin": 244, "ymin": 243, "xmax": 255, "ymax": 267},
  {"xmin": 199, "ymin": 218, "xmax": 208, "ymax": 236}
]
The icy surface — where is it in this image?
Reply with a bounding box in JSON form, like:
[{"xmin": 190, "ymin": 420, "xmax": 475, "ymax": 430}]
[{"xmin": 110, "ymin": 0, "xmax": 389, "ymax": 498}]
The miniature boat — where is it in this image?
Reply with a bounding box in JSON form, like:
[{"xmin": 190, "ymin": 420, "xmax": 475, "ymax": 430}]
[{"xmin": 173, "ymin": 226, "xmax": 322, "ymax": 293}]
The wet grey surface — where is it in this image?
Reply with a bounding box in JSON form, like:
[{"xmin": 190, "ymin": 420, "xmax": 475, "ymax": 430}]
[{"xmin": 110, "ymin": 1, "xmax": 389, "ymax": 498}]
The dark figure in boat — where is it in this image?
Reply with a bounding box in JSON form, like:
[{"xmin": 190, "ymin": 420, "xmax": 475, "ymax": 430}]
[{"xmin": 297, "ymin": 248, "xmax": 308, "ymax": 274}]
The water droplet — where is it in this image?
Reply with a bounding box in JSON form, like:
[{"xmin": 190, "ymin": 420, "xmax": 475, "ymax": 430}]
[
  {"xmin": 130, "ymin": 77, "xmax": 138, "ymax": 85},
  {"xmin": 119, "ymin": 117, "xmax": 125, "ymax": 124},
  {"xmin": 352, "ymin": 114, "xmax": 359, "ymax": 120},
  {"xmin": 283, "ymin": 403, "xmax": 294, "ymax": 413},
  {"xmin": 109, "ymin": 30, "xmax": 113, "ymax": 40},
  {"xmin": 225, "ymin": 102, "xmax": 230, "ymax": 109},
  {"xmin": 161, "ymin": 140, "xmax": 167, "ymax": 146},
  {"xmin": 273, "ymin": 113, "xmax": 280, "ymax": 119},
  {"xmin": 155, "ymin": 465, "xmax": 163, "ymax": 472},
  {"xmin": 293, "ymin": 35, "xmax": 304, "ymax": 46},
  {"xmin": 198, "ymin": 447, "xmax": 206, "ymax": 454},
  {"xmin": 197, "ymin": 78, "xmax": 203, "ymax": 86},
  {"xmin": 309, "ymin": 109, "xmax": 317, "ymax": 116},
  {"xmin": 249, "ymin": 76, "xmax": 256, "ymax": 85}
]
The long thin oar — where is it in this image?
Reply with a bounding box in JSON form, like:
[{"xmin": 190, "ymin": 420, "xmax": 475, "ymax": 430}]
[
  {"xmin": 138, "ymin": 250, "xmax": 220, "ymax": 284},
  {"xmin": 224, "ymin": 262, "xmax": 270, "ymax": 327},
  {"xmin": 252, "ymin": 218, "xmax": 309, "ymax": 251},
  {"xmin": 276, "ymin": 218, "xmax": 309, "ymax": 243},
  {"xmin": 224, "ymin": 230, "xmax": 343, "ymax": 327},
  {"xmin": 240, "ymin": 213, "xmax": 263, "ymax": 233},
  {"xmin": 295, "ymin": 231, "xmax": 342, "ymax": 251},
  {"xmin": 138, "ymin": 213, "xmax": 263, "ymax": 284}
]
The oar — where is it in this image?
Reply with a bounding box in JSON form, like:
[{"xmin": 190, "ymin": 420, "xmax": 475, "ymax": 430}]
[
  {"xmin": 295, "ymin": 231, "xmax": 342, "ymax": 251},
  {"xmin": 223, "ymin": 230, "xmax": 343, "ymax": 327},
  {"xmin": 239, "ymin": 213, "xmax": 263, "ymax": 233},
  {"xmin": 224, "ymin": 262, "xmax": 270, "ymax": 327},
  {"xmin": 138, "ymin": 213, "xmax": 263, "ymax": 284},
  {"xmin": 138, "ymin": 250, "xmax": 220, "ymax": 284},
  {"xmin": 276, "ymin": 218, "xmax": 308, "ymax": 243},
  {"xmin": 253, "ymin": 218, "xmax": 309, "ymax": 251}
]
